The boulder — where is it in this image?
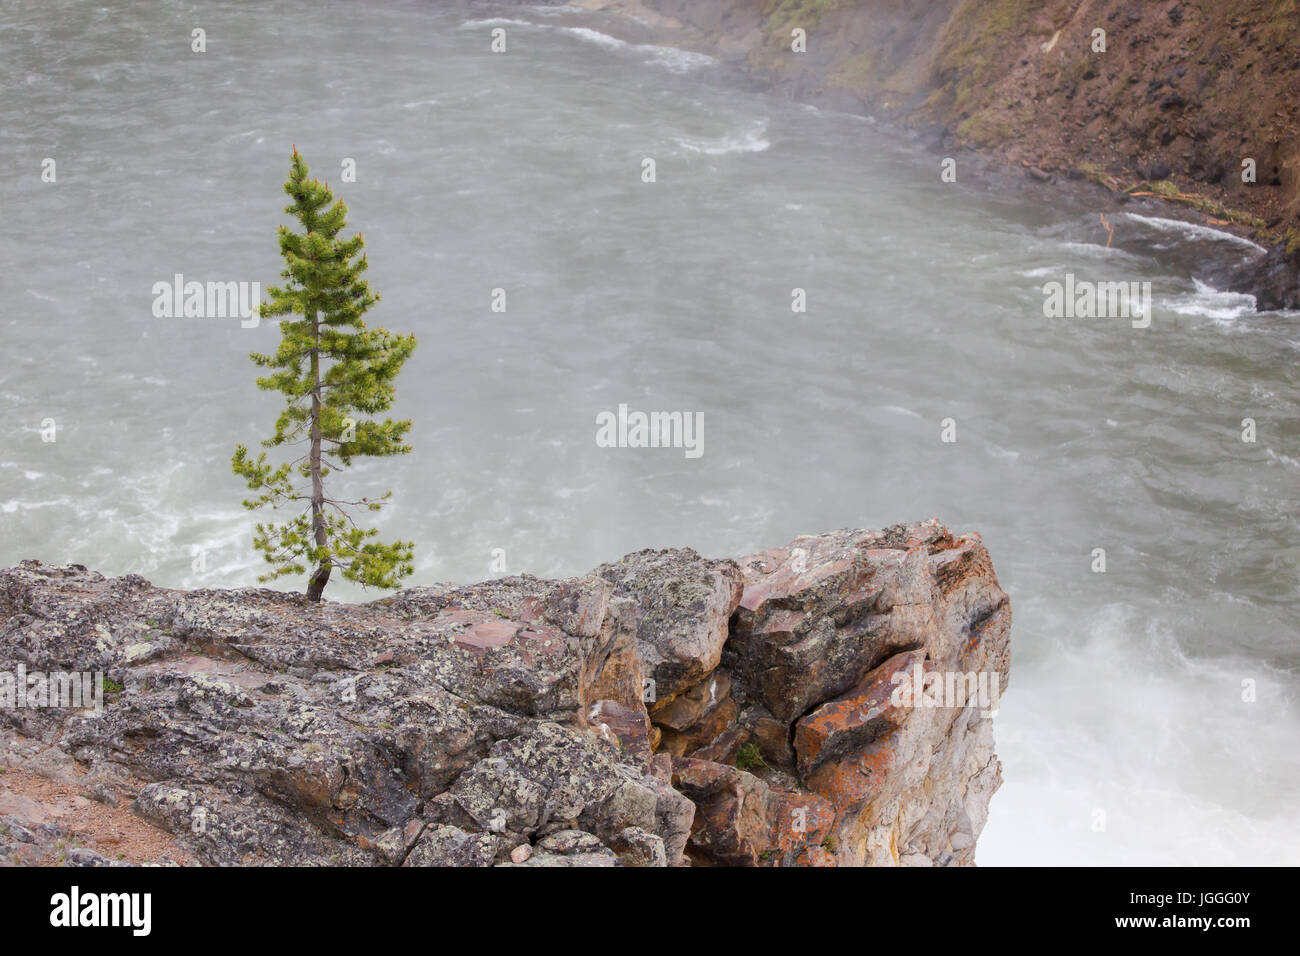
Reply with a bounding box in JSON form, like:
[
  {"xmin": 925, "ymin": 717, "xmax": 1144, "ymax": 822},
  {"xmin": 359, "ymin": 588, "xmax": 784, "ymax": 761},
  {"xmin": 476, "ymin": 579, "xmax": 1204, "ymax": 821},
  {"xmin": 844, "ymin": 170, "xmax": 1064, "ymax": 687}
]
[{"xmin": 594, "ymin": 548, "xmax": 742, "ymax": 705}]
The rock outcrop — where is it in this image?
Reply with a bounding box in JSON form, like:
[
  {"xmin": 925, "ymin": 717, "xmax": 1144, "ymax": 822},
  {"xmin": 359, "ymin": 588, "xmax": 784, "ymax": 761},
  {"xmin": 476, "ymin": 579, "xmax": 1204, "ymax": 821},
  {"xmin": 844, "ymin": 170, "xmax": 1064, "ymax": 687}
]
[{"xmin": 0, "ymin": 520, "xmax": 1010, "ymax": 866}]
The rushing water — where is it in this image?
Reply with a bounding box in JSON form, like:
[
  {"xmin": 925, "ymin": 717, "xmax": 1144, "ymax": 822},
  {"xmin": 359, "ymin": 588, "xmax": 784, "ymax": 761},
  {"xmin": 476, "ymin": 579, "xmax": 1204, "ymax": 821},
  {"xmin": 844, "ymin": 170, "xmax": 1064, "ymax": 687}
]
[{"xmin": 2, "ymin": 0, "xmax": 1297, "ymax": 865}]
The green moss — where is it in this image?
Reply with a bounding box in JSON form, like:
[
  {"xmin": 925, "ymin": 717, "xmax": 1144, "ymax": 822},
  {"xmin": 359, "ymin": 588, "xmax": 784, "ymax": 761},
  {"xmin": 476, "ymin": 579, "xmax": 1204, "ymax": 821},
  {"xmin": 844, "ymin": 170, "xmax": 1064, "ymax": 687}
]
[
  {"xmin": 1257, "ymin": 224, "xmax": 1300, "ymax": 254},
  {"xmin": 955, "ymin": 112, "xmax": 1014, "ymax": 146},
  {"xmin": 1075, "ymin": 161, "xmax": 1114, "ymax": 187},
  {"xmin": 828, "ymin": 51, "xmax": 877, "ymax": 90},
  {"xmin": 735, "ymin": 742, "xmax": 767, "ymax": 772},
  {"xmin": 935, "ymin": 0, "xmax": 1049, "ymax": 122},
  {"xmin": 761, "ymin": 0, "xmax": 854, "ymax": 41}
]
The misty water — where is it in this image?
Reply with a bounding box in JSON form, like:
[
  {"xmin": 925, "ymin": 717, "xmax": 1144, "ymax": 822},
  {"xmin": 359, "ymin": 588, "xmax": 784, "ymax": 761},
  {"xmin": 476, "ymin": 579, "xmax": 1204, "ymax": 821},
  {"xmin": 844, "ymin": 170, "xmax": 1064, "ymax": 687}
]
[{"xmin": 2, "ymin": 0, "xmax": 1297, "ymax": 865}]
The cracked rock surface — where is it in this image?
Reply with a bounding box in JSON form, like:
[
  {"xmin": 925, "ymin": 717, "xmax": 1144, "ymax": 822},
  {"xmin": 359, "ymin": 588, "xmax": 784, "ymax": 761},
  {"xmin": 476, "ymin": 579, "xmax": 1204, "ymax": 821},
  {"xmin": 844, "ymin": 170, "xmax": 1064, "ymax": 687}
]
[{"xmin": 0, "ymin": 520, "xmax": 1009, "ymax": 866}]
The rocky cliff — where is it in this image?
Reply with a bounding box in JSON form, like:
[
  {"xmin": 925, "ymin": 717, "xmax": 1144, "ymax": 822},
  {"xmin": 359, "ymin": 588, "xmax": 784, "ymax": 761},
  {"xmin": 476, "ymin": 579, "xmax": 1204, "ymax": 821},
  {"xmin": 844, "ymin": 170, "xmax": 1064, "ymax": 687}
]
[
  {"xmin": 0, "ymin": 521, "xmax": 1009, "ymax": 867},
  {"xmin": 569, "ymin": 0, "xmax": 1300, "ymax": 308}
]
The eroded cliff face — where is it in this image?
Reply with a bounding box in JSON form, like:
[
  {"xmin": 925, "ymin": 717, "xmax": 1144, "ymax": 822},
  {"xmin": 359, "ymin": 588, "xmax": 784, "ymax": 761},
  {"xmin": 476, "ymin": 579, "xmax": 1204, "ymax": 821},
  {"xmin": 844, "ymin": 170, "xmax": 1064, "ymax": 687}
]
[{"xmin": 0, "ymin": 521, "xmax": 1009, "ymax": 867}]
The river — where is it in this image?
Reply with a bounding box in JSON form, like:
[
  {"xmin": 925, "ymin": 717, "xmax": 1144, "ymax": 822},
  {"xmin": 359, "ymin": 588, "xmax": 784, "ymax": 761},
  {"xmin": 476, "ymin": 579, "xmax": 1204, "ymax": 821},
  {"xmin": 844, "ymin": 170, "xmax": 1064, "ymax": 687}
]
[{"xmin": 1, "ymin": 0, "xmax": 1297, "ymax": 865}]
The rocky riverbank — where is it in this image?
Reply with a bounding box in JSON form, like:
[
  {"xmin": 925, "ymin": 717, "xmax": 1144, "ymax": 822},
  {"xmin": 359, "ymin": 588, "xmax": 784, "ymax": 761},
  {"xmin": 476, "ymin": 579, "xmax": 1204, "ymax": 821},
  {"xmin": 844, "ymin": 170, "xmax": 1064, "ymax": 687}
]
[
  {"xmin": 553, "ymin": 0, "xmax": 1300, "ymax": 310},
  {"xmin": 0, "ymin": 521, "xmax": 1010, "ymax": 867}
]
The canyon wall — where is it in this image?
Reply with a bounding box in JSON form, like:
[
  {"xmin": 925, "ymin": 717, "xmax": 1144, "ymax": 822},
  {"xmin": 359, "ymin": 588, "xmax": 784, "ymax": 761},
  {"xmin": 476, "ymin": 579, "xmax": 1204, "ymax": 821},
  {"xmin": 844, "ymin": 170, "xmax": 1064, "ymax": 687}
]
[
  {"xmin": 0, "ymin": 521, "xmax": 1009, "ymax": 866},
  {"xmin": 580, "ymin": 0, "xmax": 1300, "ymax": 307}
]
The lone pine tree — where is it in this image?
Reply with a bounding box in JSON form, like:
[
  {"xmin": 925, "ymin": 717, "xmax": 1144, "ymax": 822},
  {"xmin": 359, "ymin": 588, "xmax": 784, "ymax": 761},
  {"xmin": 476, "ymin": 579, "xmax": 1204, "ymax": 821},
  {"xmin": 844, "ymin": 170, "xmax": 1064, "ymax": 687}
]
[{"xmin": 233, "ymin": 148, "xmax": 417, "ymax": 602}]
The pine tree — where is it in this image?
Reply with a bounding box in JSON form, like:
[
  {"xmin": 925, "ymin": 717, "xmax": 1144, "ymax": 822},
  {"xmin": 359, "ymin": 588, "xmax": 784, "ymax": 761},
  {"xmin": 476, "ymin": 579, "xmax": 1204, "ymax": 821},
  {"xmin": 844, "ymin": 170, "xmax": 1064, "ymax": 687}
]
[{"xmin": 233, "ymin": 148, "xmax": 417, "ymax": 602}]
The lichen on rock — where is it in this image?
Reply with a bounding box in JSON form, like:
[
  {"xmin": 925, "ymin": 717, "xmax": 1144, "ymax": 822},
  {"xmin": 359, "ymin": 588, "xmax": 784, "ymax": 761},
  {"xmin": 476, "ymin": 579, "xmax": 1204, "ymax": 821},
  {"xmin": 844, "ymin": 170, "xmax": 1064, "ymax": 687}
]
[{"xmin": 0, "ymin": 520, "xmax": 1010, "ymax": 866}]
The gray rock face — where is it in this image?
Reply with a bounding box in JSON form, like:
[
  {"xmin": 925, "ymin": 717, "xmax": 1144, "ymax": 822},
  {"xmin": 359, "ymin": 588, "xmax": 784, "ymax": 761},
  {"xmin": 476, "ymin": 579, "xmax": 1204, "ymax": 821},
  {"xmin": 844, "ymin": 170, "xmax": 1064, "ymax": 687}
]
[
  {"xmin": 0, "ymin": 521, "xmax": 1009, "ymax": 866},
  {"xmin": 594, "ymin": 548, "xmax": 743, "ymax": 705}
]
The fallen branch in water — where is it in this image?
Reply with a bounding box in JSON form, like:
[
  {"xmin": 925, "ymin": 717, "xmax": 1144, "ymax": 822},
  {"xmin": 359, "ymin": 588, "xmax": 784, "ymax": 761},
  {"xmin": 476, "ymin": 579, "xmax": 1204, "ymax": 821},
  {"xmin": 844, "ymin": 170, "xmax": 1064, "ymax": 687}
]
[
  {"xmin": 1099, "ymin": 213, "xmax": 1115, "ymax": 249},
  {"xmin": 1128, "ymin": 189, "xmax": 1202, "ymax": 202}
]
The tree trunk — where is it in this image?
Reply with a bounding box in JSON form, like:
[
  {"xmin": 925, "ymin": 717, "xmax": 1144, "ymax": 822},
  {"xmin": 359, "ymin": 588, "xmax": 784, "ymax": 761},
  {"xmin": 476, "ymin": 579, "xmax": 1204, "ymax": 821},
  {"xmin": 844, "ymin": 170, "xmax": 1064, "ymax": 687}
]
[{"xmin": 306, "ymin": 310, "xmax": 330, "ymax": 603}]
